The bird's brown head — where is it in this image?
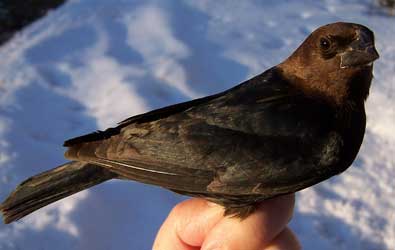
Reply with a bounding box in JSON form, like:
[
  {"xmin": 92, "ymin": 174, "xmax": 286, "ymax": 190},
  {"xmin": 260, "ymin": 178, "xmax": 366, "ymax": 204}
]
[{"xmin": 278, "ymin": 22, "xmax": 379, "ymax": 106}]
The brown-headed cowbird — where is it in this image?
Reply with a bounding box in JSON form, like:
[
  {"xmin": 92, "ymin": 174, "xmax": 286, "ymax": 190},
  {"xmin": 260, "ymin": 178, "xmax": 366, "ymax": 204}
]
[{"xmin": 0, "ymin": 22, "xmax": 379, "ymax": 223}]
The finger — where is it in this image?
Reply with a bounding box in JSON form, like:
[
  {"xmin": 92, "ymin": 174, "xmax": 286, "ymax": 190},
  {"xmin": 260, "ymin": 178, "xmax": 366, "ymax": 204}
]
[
  {"xmin": 264, "ymin": 227, "xmax": 301, "ymax": 250},
  {"xmin": 201, "ymin": 194, "xmax": 295, "ymax": 250},
  {"xmin": 153, "ymin": 198, "xmax": 223, "ymax": 250},
  {"xmin": 153, "ymin": 214, "xmax": 196, "ymax": 250},
  {"xmin": 173, "ymin": 199, "xmax": 224, "ymax": 247}
]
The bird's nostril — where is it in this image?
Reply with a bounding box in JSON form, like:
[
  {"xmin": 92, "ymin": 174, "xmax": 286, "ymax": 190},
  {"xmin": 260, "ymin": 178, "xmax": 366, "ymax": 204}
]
[{"xmin": 358, "ymin": 28, "xmax": 374, "ymax": 45}]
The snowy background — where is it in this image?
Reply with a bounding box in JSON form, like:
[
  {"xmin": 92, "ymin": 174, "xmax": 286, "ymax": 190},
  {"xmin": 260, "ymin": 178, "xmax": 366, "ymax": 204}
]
[{"xmin": 0, "ymin": 0, "xmax": 394, "ymax": 249}]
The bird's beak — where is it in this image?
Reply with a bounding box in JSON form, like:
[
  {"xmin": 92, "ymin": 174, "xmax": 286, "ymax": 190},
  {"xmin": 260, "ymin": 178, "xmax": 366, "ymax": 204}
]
[{"xmin": 340, "ymin": 29, "xmax": 379, "ymax": 68}]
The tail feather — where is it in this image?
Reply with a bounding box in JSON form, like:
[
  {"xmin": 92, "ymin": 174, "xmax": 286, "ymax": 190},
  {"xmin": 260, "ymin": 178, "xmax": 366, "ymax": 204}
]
[{"xmin": 0, "ymin": 161, "xmax": 115, "ymax": 224}]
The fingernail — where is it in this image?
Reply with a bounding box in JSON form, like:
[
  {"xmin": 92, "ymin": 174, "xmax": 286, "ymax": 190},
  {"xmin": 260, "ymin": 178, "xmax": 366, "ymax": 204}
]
[
  {"xmin": 206, "ymin": 201, "xmax": 224, "ymax": 211},
  {"xmin": 203, "ymin": 247, "xmax": 222, "ymax": 250},
  {"xmin": 202, "ymin": 242, "xmax": 225, "ymax": 250}
]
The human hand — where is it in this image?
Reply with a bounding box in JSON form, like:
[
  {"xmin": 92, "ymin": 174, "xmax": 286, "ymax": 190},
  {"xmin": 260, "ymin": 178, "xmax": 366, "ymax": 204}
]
[{"xmin": 153, "ymin": 194, "xmax": 300, "ymax": 250}]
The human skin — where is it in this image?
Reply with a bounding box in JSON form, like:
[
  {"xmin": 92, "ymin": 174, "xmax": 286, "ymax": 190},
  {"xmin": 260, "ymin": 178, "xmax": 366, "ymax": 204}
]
[{"xmin": 153, "ymin": 194, "xmax": 300, "ymax": 250}]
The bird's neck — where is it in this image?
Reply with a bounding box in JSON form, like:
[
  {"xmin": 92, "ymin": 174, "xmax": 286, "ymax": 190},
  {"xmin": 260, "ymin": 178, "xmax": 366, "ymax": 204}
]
[{"xmin": 277, "ymin": 60, "xmax": 373, "ymax": 107}]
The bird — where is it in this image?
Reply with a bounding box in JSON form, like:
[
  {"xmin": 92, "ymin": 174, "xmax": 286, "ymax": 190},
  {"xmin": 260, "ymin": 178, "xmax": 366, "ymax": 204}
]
[{"xmin": 0, "ymin": 22, "xmax": 379, "ymax": 223}]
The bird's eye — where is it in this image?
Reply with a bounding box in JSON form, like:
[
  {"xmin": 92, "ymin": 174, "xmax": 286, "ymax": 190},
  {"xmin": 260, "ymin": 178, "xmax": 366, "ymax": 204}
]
[{"xmin": 320, "ymin": 38, "xmax": 331, "ymax": 50}]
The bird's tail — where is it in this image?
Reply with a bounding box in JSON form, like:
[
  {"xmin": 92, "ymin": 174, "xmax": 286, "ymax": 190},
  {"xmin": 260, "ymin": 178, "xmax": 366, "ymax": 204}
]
[{"xmin": 0, "ymin": 161, "xmax": 116, "ymax": 224}]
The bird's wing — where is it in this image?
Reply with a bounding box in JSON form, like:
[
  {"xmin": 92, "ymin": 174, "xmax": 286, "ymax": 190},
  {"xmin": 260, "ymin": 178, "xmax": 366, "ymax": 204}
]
[
  {"xmin": 64, "ymin": 68, "xmax": 293, "ymax": 147},
  {"xmin": 64, "ymin": 67, "xmax": 340, "ymax": 200},
  {"xmin": 64, "ymin": 87, "xmax": 226, "ymax": 147}
]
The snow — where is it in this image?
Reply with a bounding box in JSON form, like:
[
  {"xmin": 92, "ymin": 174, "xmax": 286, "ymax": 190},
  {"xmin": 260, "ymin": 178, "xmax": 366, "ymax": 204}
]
[
  {"xmin": 123, "ymin": 5, "xmax": 200, "ymax": 100},
  {"xmin": 0, "ymin": 0, "xmax": 394, "ymax": 249}
]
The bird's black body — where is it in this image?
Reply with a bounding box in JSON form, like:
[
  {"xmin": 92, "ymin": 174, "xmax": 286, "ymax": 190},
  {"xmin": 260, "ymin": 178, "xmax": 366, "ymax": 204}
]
[
  {"xmin": 0, "ymin": 22, "xmax": 378, "ymax": 223},
  {"xmin": 63, "ymin": 67, "xmax": 365, "ymax": 214}
]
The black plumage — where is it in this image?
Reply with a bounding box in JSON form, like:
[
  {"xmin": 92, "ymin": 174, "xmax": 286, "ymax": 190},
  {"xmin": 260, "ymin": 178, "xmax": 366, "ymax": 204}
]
[{"xmin": 1, "ymin": 22, "xmax": 379, "ymax": 223}]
